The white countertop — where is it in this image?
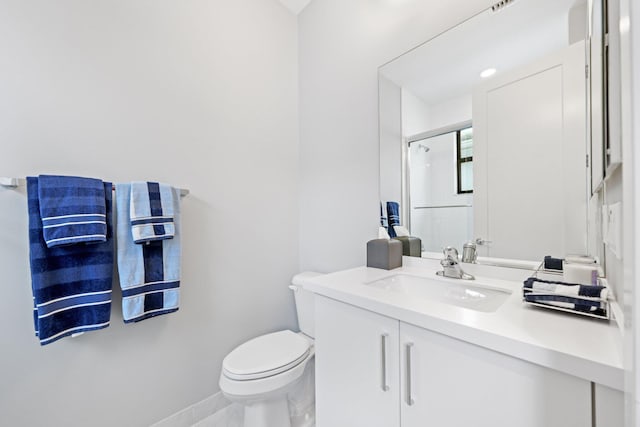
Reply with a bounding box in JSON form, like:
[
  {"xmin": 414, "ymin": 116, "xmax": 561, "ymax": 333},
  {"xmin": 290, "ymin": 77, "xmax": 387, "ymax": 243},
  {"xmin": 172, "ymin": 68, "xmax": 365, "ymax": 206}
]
[{"xmin": 302, "ymin": 257, "xmax": 624, "ymax": 390}]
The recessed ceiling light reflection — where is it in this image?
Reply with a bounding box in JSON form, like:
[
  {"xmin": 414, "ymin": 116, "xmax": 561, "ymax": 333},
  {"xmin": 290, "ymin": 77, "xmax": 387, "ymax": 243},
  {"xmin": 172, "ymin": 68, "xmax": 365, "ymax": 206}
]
[{"xmin": 480, "ymin": 68, "xmax": 497, "ymax": 78}]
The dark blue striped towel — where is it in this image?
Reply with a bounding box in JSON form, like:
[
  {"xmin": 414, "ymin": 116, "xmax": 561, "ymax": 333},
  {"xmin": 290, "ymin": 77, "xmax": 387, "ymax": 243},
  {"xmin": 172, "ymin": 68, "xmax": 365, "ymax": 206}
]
[
  {"xmin": 523, "ymin": 277, "xmax": 608, "ymax": 315},
  {"xmin": 38, "ymin": 175, "xmax": 107, "ymax": 248},
  {"xmin": 117, "ymin": 183, "xmax": 181, "ymax": 323},
  {"xmin": 386, "ymin": 201, "xmax": 400, "ymax": 238},
  {"xmin": 27, "ymin": 177, "xmax": 113, "ymax": 345},
  {"xmin": 129, "ymin": 181, "xmax": 175, "ymax": 244}
]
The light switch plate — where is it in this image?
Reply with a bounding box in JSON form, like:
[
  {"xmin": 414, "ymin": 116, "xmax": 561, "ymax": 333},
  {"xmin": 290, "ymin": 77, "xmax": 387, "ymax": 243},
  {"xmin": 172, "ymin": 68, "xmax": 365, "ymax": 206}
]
[
  {"xmin": 606, "ymin": 202, "xmax": 623, "ymax": 260},
  {"xmin": 602, "ymin": 204, "xmax": 609, "ymax": 245}
]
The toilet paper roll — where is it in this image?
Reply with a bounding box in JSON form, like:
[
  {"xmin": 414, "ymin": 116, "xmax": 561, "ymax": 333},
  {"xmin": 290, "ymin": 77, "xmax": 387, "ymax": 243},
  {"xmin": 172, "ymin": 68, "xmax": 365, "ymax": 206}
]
[{"xmin": 563, "ymin": 262, "xmax": 598, "ymax": 285}]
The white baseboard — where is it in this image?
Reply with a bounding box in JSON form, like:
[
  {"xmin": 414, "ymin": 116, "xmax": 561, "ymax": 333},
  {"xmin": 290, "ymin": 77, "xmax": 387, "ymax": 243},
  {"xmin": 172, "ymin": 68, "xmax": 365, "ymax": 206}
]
[{"xmin": 151, "ymin": 392, "xmax": 232, "ymax": 427}]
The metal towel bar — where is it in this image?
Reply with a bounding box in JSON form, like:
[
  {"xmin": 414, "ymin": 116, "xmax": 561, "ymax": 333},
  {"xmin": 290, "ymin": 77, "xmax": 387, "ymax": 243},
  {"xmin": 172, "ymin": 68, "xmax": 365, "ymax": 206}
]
[
  {"xmin": 0, "ymin": 177, "xmax": 189, "ymax": 197},
  {"xmin": 413, "ymin": 204, "xmax": 472, "ymax": 209}
]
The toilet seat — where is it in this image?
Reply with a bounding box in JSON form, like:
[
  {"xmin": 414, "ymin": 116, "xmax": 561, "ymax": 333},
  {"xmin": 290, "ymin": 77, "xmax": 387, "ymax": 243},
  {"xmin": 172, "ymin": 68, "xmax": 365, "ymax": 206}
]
[{"xmin": 222, "ymin": 330, "xmax": 311, "ymax": 381}]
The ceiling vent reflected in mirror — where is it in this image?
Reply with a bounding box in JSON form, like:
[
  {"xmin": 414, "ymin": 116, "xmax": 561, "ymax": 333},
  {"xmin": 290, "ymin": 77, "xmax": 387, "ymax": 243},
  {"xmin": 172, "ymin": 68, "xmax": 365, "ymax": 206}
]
[{"xmin": 491, "ymin": 0, "xmax": 516, "ymax": 12}]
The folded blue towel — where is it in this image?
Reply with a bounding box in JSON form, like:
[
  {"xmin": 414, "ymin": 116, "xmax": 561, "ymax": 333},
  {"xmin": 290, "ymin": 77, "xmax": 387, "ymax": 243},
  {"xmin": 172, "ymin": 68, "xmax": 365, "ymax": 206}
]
[
  {"xmin": 523, "ymin": 277, "xmax": 608, "ymax": 315},
  {"xmin": 130, "ymin": 181, "xmax": 175, "ymax": 244},
  {"xmin": 27, "ymin": 177, "xmax": 113, "ymax": 345},
  {"xmin": 523, "ymin": 294, "xmax": 607, "ymax": 314},
  {"xmin": 386, "ymin": 202, "xmax": 400, "ymax": 238},
  {"xmin": 117, "ymin": 183, "xmax": 181, "ymax": 323},
  {"xmin": 523, "ymin": 277, "xmax": 608, "ymax": 298},
  {"xmin": 37, "ymin": 175, "xmax": 107, "ymax": 248}
]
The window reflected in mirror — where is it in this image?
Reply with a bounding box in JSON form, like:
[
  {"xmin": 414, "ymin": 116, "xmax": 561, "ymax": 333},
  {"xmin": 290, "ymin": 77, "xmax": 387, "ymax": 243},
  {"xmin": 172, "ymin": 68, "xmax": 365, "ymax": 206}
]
[{"xmin": 457, "ymin": 127, "xmax": 473, "ymax": 194}]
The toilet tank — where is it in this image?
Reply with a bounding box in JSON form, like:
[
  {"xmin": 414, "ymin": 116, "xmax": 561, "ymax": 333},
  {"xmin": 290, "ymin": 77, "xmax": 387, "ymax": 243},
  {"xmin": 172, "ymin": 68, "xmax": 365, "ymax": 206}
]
[{"xmin": 290, "ymin": 272, "xmax": 322, "ymax": 339}]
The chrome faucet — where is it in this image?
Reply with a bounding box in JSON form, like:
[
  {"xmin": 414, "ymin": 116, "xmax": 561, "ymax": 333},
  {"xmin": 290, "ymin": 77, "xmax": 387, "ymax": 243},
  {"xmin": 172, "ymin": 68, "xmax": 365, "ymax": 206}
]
[{"xmin": 436, "ymin": 247, "xmax": 475, "ymax": 280}]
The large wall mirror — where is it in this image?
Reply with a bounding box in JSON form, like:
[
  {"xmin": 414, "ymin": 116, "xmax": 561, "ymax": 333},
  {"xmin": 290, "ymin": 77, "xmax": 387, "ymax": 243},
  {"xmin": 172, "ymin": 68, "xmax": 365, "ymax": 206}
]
[{"xmin": 379, "ymin": 0, "xmax": 605, "ymax": 264}]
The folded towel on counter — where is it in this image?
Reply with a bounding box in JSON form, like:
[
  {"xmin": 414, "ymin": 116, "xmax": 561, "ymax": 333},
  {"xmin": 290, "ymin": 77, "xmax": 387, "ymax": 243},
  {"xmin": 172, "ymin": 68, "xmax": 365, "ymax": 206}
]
[
  {"xmin": 523, "ymin": 277, "xmax": 608, "ymax": 299},
  {"xmin": 116, "ymin": 183, "xmax": 181, "ymax": 323},
  {"xmin": 386, "ymin": 202, "xmax": 400, "ymax": 238},
  {"xmin": 27, "ymin": 177, "xmax": 113, "ymax": 345},
  {"xmin": 523, "ymin": 294, "xmax": 607, "ymax": 314},
  {"xmin": 523, "ymin": 277, "xmax": 608, "ymax": 315},
  {"xmin": 523, "ymin": 293, "xmax": 607, "ymax": 315},
  {"xmin": 37, "ymin": 175, "xmax": 107, "ymax": 248},
  {"xmin": 129, "ymin": 181, "xmax": 175, "ymax": 244}
]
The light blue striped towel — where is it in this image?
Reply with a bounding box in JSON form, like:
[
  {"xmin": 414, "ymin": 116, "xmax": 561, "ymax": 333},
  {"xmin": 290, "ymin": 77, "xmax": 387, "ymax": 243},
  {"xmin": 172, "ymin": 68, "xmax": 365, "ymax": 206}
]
[
  {"xmin": 380, "ymin": 202, "xmax": 388, "ymax": 228},
  {"xmin": 27, "ymin": 177, "xmax": 113, "ymax": 345},
  {"xmin": 386, "ymin": 201, "xmax": 400, "ymax": 238},
  {"xmin": 130, "ymin": 181, "xmax": 175, "ymax": 244},
  {"xmin": 117, "ymin": 183, "xmax": 181, "ymax": 323},
  {"xmin": 38, "ymin": 175, "xmax": 107, "ymax": 248}
]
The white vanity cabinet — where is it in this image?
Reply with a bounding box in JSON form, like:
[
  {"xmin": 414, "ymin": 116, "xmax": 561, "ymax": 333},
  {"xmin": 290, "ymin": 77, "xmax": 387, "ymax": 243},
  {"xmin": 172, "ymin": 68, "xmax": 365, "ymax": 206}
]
[
  {"xmin": 315, "ymin": 296, "xmax": 593, "ymax": 427},
  {"xmin": 400, "ymin": 322, "xmax": 592, "ymax": 427},
  {"xmin": 314, "ymin": 295, "xmax": 400, "ymax": 427}
]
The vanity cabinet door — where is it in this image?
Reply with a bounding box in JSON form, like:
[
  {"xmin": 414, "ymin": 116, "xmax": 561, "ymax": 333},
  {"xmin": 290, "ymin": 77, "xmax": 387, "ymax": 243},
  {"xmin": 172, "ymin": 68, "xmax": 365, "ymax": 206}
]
[
  {"xmin": 399, "ymin": 322, "xmax": 592, "ymax": 427},
  {"xmin": 315, "ymin": 296, "xmax": 400, "ymax": 427},
  {"xmin": 594, "ymin": 384, "xmax": 624, "ymax": 427}
]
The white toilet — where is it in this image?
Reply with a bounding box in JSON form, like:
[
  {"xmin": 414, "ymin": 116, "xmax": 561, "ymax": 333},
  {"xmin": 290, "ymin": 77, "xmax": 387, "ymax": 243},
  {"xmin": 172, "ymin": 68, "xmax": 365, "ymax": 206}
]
[{"xmin": 219, "ymin": 272, "xmax": 319, "ymax": 427}]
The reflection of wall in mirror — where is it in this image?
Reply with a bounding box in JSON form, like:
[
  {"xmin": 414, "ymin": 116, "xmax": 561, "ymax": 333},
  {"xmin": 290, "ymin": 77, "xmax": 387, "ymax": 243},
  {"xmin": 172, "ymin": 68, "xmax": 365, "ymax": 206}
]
[
  {"xmin": 402, "ymin": 90, "xmax": 471, "ymax": 136},
  {"xmin": 401, "ymin": 89, "xmax": 431, "ymax": 136}
]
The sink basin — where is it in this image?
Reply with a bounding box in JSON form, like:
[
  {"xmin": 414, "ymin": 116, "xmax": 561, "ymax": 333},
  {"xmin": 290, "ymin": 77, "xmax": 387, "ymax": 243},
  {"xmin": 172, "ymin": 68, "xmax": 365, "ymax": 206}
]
[{"xmin": 367, "ymin": 274, "xmax": 512, "ymax": 313}]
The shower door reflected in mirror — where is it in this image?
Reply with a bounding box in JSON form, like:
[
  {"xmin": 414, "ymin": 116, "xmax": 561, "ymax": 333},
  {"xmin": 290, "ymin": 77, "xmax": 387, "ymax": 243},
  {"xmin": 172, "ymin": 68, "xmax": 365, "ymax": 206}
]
[{"xmin": 407, "ymin": 126, "xmax": 473, "ymax": 253}]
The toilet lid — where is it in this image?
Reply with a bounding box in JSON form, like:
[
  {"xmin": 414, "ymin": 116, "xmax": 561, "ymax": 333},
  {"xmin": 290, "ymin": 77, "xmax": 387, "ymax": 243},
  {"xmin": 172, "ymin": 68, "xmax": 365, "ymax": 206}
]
[{"xmin": 222, "ymin": 330, "xmax": 311, "ymax": 381}]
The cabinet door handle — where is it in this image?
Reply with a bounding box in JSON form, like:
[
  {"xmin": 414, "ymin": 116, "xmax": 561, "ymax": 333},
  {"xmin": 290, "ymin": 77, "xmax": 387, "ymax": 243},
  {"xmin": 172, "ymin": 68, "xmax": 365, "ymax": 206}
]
[
  {"xmin": 405, "ymin": 342, "xmax": 415, "ymax": 406},
  {"xmin": 380, "ymin": 333, "xmax": 389, "ymax": 391}
]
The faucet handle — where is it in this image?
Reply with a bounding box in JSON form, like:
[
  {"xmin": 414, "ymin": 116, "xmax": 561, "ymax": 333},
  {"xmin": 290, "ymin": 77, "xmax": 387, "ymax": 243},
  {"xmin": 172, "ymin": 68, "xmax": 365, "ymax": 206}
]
[
  {"xmin": 443, "ymin": 246, "xmax": 459, "ymax": 260},
  {"xmin": 475, "ymin": 237, "xmax": 493, "ymax": 246}
]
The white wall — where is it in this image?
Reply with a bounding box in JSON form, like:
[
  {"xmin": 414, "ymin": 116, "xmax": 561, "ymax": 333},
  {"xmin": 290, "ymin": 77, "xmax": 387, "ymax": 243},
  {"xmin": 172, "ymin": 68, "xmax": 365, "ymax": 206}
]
[
  {"xmin": 625, "ymin": 0, "xmax": 640, "ymax": 423},
  {"xmin": 0, "ymin": 1, "xmax": 299, "ymax": 426},
  {"xmin": 379, "ymin": 76, "xmax": 403, "ymax": 204},
  {"xmin": 298, "ymin": 0, "xmax": 494, "ymax": 272},
  {"xmin": 633, "ymin": 0, "xmax": 640, "ymax": 419}
]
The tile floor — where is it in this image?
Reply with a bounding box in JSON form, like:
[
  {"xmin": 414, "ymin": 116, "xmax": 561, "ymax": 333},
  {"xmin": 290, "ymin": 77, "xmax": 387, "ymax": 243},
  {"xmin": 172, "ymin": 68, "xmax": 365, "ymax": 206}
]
[
  {"xmin": 192, "ymin": 403, "xmax": 244, "ymax": 427},
  {"xmin": 192, "ymin": 402, "xmax": 315, "ymax": 427}
]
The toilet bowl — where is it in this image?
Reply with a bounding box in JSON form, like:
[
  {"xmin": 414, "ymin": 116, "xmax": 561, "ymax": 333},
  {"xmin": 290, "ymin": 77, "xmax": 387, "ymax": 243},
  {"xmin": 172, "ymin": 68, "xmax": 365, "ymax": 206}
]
[{"xmin": 219, "ymin": 273, "xmax": 320, "ymax": 427}]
